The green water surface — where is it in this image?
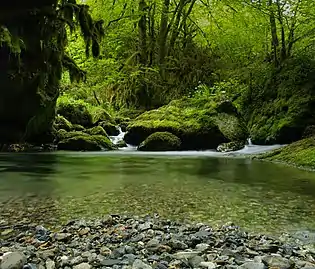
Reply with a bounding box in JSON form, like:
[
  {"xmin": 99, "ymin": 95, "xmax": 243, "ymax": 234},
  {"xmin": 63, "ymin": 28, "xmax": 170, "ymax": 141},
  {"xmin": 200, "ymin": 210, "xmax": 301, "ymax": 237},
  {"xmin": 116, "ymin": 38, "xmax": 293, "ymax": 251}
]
[{"xmin": 1, "ymin": 152, "xmax": 315, "ymax": 235}]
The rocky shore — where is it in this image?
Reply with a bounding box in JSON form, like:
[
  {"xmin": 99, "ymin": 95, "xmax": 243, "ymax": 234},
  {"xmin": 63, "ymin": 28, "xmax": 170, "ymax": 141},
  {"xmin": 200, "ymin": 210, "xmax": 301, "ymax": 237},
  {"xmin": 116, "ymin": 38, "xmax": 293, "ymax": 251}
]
[{"xmin": 1, "ymin": 215, "xmax": 315, "ymax": 269}]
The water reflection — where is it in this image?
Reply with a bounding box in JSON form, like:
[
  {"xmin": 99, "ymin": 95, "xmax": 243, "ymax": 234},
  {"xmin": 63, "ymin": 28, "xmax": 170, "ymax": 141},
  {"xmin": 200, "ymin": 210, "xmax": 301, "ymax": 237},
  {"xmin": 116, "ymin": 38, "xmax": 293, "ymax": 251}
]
[{"xmin": 0, "ymin": 153, "xmax": 315, "ymax": 234}]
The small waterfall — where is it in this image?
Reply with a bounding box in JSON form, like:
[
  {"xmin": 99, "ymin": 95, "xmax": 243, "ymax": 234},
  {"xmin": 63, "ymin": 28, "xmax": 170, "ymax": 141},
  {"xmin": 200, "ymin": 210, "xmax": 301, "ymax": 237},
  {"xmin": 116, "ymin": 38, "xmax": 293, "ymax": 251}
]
[
  {"xmin": 247, "ymin": 138, "xmax": 253, "ymax": 146},
  {"xmin": 109, "ymin": 127, "xmax": 125, "ymax": 145},
  {"xmin": 109, "ymin": 127, "xmax": 136, "ymax": 150}
]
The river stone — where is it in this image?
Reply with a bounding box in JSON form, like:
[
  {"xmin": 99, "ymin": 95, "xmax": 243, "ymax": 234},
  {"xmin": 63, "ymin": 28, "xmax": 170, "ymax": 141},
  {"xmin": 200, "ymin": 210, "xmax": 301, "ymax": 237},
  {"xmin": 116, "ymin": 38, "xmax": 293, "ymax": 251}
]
[
  {"xmin": 262, "ymin": 255, "xmax": 292, "ymax": 269},
  {"xmin": 73, "ymin": 263, "xmax": 91, "ymax": 269},
  {"xmin": 238, "ymin": 262, "xmax": 266, "ymax": 269},
  {"xmin": 139, "ymin": 222, "xmax": 152, "ymax": 231},
  {"xmin": 196, "ymin": 243, "xmax": 210, "ymax": 252},
  {"xmin": 45, "ymin": 260, "xmax": 55, "ymax": 269},
  {"xmin": 53, "ymin": 233, "xmax": 72, "ymax": 242},
  {"xmin": 100, "ymin": 247, "xmax": 112, "ymax": 256},
  {"xmin": 189, "ymin": 255, "xmax": 204, "ymax": 267},
  {"xmin": 132, "ymin": 259, "xmax": 152, "ymax": 269},
  {"xmin": 100, "ymin": 259, "xmax": 121, "ymax": 266},
  {"xmin": 1, "ymin": 252, "xmax": 27, "ymax": 269},
  {"xmin": 173, "ymin": 251, "xmax": 200, "ymax": 260},
  {"xmin": 70, "ymin": 256, "xmax": 84, "ymax": 266},
  {"xmin": 200, "ymin": 261, "xmax": 217, "ymax": 269}
]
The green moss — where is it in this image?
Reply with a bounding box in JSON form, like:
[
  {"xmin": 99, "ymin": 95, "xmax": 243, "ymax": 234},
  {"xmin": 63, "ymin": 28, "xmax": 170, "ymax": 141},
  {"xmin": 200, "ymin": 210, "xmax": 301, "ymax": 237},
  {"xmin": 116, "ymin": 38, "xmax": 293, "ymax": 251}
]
[
  {"xmin": 57, "ymin": 97, "xmax": 93, "ymax": 127},
  {"xmin": 138, "ymin": 132, "xmax": 181, "ymax": 151},
  {"xmin": 72, "ymin": 124, "xmax": 85, "ymax": 131},
  {"xmin": 85, "ymin": 126, "xmax": 108, "ymax": 137},
  {"xmin": 91, "ymin": 107, "xmax": 113, "ymax": 124},
  {"xmin": 54, "ymin": 115, "xmax": 73, "ymax": 131},
  {"xmin": 248, "ymin": 57, "xmax": 315, "ymax": 145},
  {"xmin": 256, "ymin": 137, "xmax": 315, "ymax": 169},
  {"xmin": 98, "ymin": 121, "xmax": 119, "ymax": 136},
  {"xmin": 217, "ymin": 141, "xmax": 245, "ymax": 153},
  {"xmin": 124, "ymin": 97, "xmax": 248, "ymax": 150},
  {"xmin": 57, "ymin": 132, "xmax": 116, "ymax": 151}
]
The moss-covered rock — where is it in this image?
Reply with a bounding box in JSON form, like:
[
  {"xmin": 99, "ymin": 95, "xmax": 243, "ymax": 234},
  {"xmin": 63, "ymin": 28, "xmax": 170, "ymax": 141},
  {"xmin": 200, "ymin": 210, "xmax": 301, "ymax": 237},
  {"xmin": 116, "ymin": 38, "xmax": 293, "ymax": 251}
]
[
  {"xmin": 57, "ymin": 132, "xmax": 115, "ymax": 151},
  {"xmin": 85, "ymin": 126, "xmax": 108, "ymax": 137},
  {"xmin": 138, "ymin": 132, "xmax": 181, "ymax": 151},
  {"xmin": 247, "ymin": 57, "xmax": 315, "ymax": 145},
  {"xmin": 98, "ymin": 121, "xmax": 120, "ymax": 136},
  {"xmin": 255, "ymin": 137, "xmax": 315, "ymax": 169},
  {"xmin": 124, "ymin": 97, "xmax": 248, "ymax": 150},
  {"xmin": 217, "ymin": 141, "xmax": 245, "ymax": 153},
  {"xmin": 54, "ymin": 115, "xmax": 73, "ymax": 131},
  {"xmin": 57, "ymin": 98, "xmax": 93, "ymax": 127},
  {"xmin": 72, "ymin": 124, "xmax": 85, "ymax": 131}
]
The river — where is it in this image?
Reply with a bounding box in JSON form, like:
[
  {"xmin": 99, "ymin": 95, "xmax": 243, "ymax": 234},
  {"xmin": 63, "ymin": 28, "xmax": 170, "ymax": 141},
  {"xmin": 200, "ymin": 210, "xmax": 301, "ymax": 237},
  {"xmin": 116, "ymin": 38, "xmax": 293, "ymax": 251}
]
[{"xmin": 1, "ymin": 149, "xmax": 315, "ymax": 238}]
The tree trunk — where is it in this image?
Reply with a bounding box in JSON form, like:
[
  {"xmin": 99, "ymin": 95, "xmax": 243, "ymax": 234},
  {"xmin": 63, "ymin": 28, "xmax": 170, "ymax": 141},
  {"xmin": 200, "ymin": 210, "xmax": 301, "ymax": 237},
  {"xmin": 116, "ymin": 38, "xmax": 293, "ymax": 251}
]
[
  {"xmin": 158, "ymin": 0, "xmax": 170, "ymax": 78},
  {"xmin": 276, "ymin": 0, "xmax": 286, "ymax": 62},
  {"xmin": 269, "ymin": 0, "xmax": 279, "ymax": 67},
  {"xmin": 138, "ymin": 0, "xmax": 147, "ymax": 65}
]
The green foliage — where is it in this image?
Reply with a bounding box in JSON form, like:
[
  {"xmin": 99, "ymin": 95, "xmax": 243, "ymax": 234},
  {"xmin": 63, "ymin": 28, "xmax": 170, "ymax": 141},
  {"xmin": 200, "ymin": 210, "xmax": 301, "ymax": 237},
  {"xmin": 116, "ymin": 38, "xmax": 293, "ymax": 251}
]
[
  {"xmin": 247, "ymin": 57, "xmax": 315, "ymax": 145},
  {"xmin": 256, "ymin": 137, "xmax": 315, "ymax": 170},
  {"xmin": 138, "ymin": 132, "xmax": 181, "ymax": 151}
]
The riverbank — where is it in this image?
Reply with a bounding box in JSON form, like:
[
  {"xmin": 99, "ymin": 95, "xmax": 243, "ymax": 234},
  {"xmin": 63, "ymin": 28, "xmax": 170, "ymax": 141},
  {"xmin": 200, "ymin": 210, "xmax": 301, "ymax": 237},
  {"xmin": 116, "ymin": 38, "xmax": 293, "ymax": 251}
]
[
  {"xmin": 1, "ymin": 215, "xmax": 315, "ymax": 269},
  {"xmin": 253, "ymin": 137, "xmax": 315, "ymax": 171}
]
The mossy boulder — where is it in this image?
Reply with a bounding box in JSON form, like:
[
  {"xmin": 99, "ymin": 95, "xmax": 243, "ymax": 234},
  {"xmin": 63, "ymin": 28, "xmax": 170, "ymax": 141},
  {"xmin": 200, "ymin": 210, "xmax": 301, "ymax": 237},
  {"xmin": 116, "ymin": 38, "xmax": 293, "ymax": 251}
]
[
  {"xmin": 85, "ymin": 126, "xmax": 108, "ymax": 137},
  {"xmin": 57, "ymin": 98, "xmax": 93, "ymax": 127},
  {"xmin": 124, "ymin": 97, "xmax": 248, "ymax": 150},
  {"xmin": 138, "ymin": 132, "xmax": 181, "ymax": 151},
  {"xmin": 98, "ymin": 121, "xmax": 120, "ymax": 136},
  {"xmin": 57, "ymin": 132, "xmax": 116, "ymax": 151},
  {"xmin": 54, "ymin": 115, "xmax": 73, "ymax": 131},
  {"xmin": 247, "ymin": 57, "xmax": 315, "ymax": 145},
  {"xmin": 217, "ymin": 141, "xmax": 245, "ymax": 153}
]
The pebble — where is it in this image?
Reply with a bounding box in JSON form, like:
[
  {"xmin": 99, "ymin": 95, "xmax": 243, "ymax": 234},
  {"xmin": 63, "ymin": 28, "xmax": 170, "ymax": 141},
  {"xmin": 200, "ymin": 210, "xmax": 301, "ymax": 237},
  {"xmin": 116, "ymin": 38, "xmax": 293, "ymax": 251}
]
[
  {"xmin": 0, "ymin": 215, "xmax": 314, "ymax": 269},
  {"xmin": 0, "ymin": 252, "xmax": 27, "ymax": 269},
  {"xmin": 73, "ymin": 263, "xmax": 91, "ymax": 269}
]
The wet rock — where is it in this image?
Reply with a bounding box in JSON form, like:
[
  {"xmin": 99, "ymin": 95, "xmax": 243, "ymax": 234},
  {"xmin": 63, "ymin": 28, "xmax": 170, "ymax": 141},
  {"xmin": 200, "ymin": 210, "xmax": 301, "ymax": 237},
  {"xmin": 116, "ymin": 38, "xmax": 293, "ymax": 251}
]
[
  {"xmin": 22, "ymin": 264, "xmax": 36, "ymax": 269},
  {"xmin": 1, "ymin": 252, "xmax": 27, "ymax": 269}
]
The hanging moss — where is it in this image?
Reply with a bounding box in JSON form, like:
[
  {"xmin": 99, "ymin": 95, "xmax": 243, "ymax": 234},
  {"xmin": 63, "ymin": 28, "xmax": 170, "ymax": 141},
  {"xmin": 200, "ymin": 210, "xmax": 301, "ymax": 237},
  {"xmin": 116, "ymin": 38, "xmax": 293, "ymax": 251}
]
[{"xmin": 0, "ymin": 0, "xmax": 104, "ymax": 143}]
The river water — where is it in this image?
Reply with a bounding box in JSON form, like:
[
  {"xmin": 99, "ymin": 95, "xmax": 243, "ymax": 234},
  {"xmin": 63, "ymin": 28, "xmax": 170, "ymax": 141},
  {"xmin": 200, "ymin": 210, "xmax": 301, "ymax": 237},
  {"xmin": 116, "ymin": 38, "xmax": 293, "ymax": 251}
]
[{"xmin": 1, "ymin": 148, "xmax": 315, "ymax": 237}]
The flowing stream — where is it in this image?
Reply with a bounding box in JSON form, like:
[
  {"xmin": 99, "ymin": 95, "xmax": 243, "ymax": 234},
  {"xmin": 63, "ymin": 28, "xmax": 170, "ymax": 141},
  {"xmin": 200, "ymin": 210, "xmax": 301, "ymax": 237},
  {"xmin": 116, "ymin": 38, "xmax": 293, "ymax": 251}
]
[{"xmin": 1, "ymin": 131, "xmax": 315, "ymax": 241}]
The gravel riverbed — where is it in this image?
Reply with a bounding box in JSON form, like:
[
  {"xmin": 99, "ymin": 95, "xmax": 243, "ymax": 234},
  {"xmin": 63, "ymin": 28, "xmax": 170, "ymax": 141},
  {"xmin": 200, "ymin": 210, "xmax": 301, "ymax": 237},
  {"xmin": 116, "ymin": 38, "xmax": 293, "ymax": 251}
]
[{"xmin": 1, "ymin": 215, "xmax": 315, "ymax": 269}]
